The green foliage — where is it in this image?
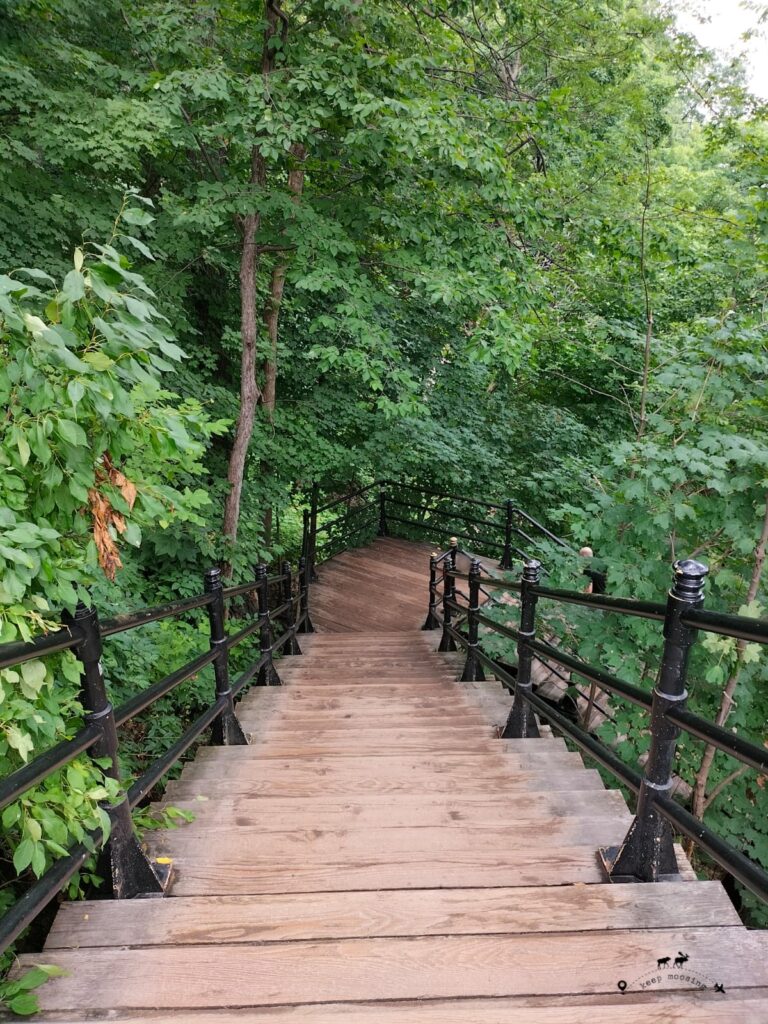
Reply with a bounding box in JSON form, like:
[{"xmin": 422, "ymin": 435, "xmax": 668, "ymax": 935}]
[{"xmin": 0, "ymin": 0, "xmax": 766, "ymax": 961}]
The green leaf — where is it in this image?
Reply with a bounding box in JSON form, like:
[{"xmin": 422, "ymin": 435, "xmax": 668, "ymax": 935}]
[
  {"xmin": 121, "ymin": 207, "xmax": 155, "ymax": 226},
  {"xmin": 61, "ymin": 269, "xmax": 86, "ymax": 302},
  {"xmin": 57, "ymin": 420, "xmax": 87, "ymax": 446},
  {"xmin": 7, "ymin": 992, "xmax": 39, "ymax": 1015},
  {"xmin": 67, "ymin": 380, "xmax": 85, "ymax": 405},
  {"xmin": 13, "ymin": 838, "xmax": 35, "ymax": 873},
  {"xmin": 20, "ymin": 659, "xmax": 47, "ymax": 698}
]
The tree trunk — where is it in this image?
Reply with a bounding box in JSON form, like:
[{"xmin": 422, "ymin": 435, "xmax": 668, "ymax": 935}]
[
  {"xmin": 222, "ymin": 148, "xmax": 266, "ymax": 543},
  {"xmin": 221, "ymin": 1, "xmax": 287, "ymax": 547}
]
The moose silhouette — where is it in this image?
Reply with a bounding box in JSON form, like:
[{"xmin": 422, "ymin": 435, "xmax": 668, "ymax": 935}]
[
  {"xmin": 674, "ymin": 952, "xmax": 689, "ymax": 968},
  {"xmin": 657, "ymin": 956, "xmax": 671, "ymax": 968}
]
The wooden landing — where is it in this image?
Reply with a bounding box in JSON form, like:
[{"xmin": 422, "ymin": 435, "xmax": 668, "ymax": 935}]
[
  {"xmin": 310, "ymin": 536, "xmax": 497, "ymax": 632},
  {"xmin": 16, "ymin": 543, "xmax": 768, "ymax": 1020}
]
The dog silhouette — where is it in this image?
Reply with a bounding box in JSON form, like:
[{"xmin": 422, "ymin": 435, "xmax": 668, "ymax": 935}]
[
  {"xmin": 657, "ymin": 956, "xmax": 671, "ymax": 968},
  {"xmin": 674, "ymin": 952, "xmax": 688, "ymax": 968}
]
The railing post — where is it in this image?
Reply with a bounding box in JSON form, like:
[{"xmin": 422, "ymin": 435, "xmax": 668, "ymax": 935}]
[
  {"xmin": 499, "ymin": 499, "xmax": 515, "ymax": 570},
  {"xmin": 461, "ymin": 558, "xmax": 486, "ymax": 681},
  {"xmin": 68, "ymin": 602, "xmax": 165, "ymax": 897},
  {"xmin": 205, "ymin": 568, "xmax": 247, "ymax": 745},
  {"xmin": 281, "ymin": 560, "xmax": 302, "ymax": 655},
  {"xmin": 602, "ymin": 558, "xmax": 708, "ymax": 883},
  {"xmin": 309, "ymin": 483, "xmax": 319, "ymax": 581},
  {"xmin": 501, "ymin": 559, "xmax": 541, "ymax": 738},
  {"xmin": 438, "ymin": 555, "xmax": 457, "ymax": 653},
  {"xmin": 377, "ymin": 483, "xmax": 388, "ymax": 537},
  {"xmin": 255, "ymin": 563, "xmax": 282, "ymax": 686},
  {"xmin": 421, "ymin": 554, "xmax": 441, "ymax": 630},
  {"xmin": 297, "ymin": 555, "xmax": 315, "ymax": 634}
]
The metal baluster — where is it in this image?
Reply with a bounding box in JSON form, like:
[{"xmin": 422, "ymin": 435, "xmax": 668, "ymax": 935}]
[
  {"xmin": 499, "ymin": 499, "xmax": 515, "ymax": 570},
  {"xmin": 377, "ymin": 483, "xmax": 388, "ymax": 537},
  {"xmin": 602, "ymin": 559, "xmax": 708, "ymax": 883},
  {"xmin": 67, "ymin": 603, "xmax": 166, "ymax": 897},
  {"xmin": 205, "ymin": 568, "xmax": 247, "ymax": 745},
  {"xmin": 255, "ymin": 563, "xmax": 282, "ymax": 686},
  {"xmin": 501, "ymin": 559, "xmax": 541, "ymax": 738},
  {"xmin": 438, "ymin": 556, "xmax": 457, "ymax": 653},
  {"xmin": 281, "ymin": 560, "xmax": 302, "ymax": 655},
  {"xmin": 460, "ymin": 559, "xmax": 486, "ymax": 681},
  {"xmin": 297, "ymin": 555, "xmax": 315, "ymax": 634},
  {"xmin": 421, "ymin": 554, "xmax": 441, "ymax": 630}
]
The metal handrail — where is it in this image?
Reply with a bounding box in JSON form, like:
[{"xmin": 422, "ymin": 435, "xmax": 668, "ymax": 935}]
[
  {"xmin": 0, "ymin": 556, "xmax": 313, "ymax": 953},
  {"xmin": 441, "ymin": 555, "xmax": 768, "ymax": 905}
]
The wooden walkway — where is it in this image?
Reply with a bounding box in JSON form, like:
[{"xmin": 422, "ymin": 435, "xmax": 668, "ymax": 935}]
[{"xmin": 17, "ymin": 540, "xmax": 768, "ymax": 1020}]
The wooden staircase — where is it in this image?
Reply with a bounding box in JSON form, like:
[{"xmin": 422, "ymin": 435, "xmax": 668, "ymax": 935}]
[{"xmin": 16, "ymin": 542, "xmax": 768, "ymax": 1020}]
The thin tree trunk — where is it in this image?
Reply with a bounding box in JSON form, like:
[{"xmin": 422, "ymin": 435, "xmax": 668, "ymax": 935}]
[
  {"xmin": 222, "ymin": 149, "xmax": 266, "ymax": 542},
  {"xmin": 689, "ymin": 495, "xmax": 768, "ymax": 831},
  {"xmin": 221, "ymin": 1, "xmax": 286, "ymax": 547}
]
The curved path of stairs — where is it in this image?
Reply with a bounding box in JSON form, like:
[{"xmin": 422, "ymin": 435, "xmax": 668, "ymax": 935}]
[{"xmin": 16, "ymin": 540, "xmax": 768, "ymax": 1021}]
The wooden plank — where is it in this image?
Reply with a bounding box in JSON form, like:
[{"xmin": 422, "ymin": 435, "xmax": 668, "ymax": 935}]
[
  {"xmin": 24, "ymin": 994, "xmax": 768, "ymax": 1023},
  {"xmin": 24, "ymin": 928, "xmax": 768, "ymax": 1010},
  {"xmin": 184, "ymin": 750, "xmax": 587, "ymax": 774},
  {"xmin": 154, "ymin": 790, "xmax": 629, "ymax": 828},
  {"xmin": 45, "ymin": 881, "xmax": 738, "ymax": 949},
  {"xmin": 165, "ymin": 768, "xmax": 606, "ymax": 798},
  {"xmin": 152, "ymin": 820, "xmax": 630, "ymax": 859},
  {"xmin": 197, "ymin": 743, "xmax": 582, "ymax": 761},
  {"xmin": 155, "ymin": 844, "xmax": 611, "ymax": 894}
]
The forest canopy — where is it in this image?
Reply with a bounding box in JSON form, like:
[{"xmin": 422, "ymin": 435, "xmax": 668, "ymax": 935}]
[{"xmin": 0, "ymin": 0, "xmax": 767, "ymax": 973}]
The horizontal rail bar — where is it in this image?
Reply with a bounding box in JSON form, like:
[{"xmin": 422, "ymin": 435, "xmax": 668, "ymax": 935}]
[
  {"xmin": 681, "ymin": 607, "xmax": 768, "ymax": 645},
  {"xmin": 0, "ymin": 722, "xmax": 102, "ymax": 811},
  {"xmin": 474, "ymin": 612, "xmax": 653, "ymax": 711},
  {"xmin": 225, "ymin": 618, "xmax": 261, "ymax": 651},
  {"xmin": 0, "ymin": 833, "xmax": 97, "ymax": 953},
  {"xmin": 114, "ymin": 648, "xmax": 218, "ymax": 727},
  {"xmin": 385, "ymin": 481, "xmax": 505, "ymax": 511},
  {"xmin": 513, "ymin": 508, "xmax": 572, "ymax": 550},
  {"xmin": 222, "ymin": 581, "xmax": 260, "ymax": 601},
  {"xmin": 653, "ymin": 789, "xmax": 768, "ymax": 904},
  {"xmin": 100, "ymin": 592, "xmax": 214, "ymax": 637},
  {"xmin": 317, "ymin": 501, "xmax": 378, "ymax": 533},
  {"xmin": 316, "ymin": 482, "xmax": 381, "ymax": 515},
  {"xmin": 388, "ymin": 516, "xmax": 504, "ymax": 552},
  {"xmin": 387, "ymin": 498, "xmax": 501, "ymax": 533},
  {"xmin": 0, "ymin": 626, "xmax": 80, "ymax": 670},
  {"xmin": 665, "ymin": 706, "xmax": 768, "ymax": 775},
  {"xmin": 231, "ymin": 653, "xmax": 268, "ymax": 697},
  {"xmin": 531, "ymin": 584, "xmax": 666, "ymax": 621},
  {"xmin": 127, "ymin": 696, "xmax": 227, "ymax": 808}
]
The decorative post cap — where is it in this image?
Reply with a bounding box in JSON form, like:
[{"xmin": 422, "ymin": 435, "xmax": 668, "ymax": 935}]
[
  {"xmin": 204, "ymin": 567, "xmax": 222, "ymax": 591},
  {"xmin": 672, "ymin": 559, "xmax": 708, "ymax": 601},
  {"xmin": 522, "ymin": 558, "xmax": 542, "ymax": 583},
  {"xmin": 254, "ymin": 562, "xmax": 267, "ymax": 579},
  {"xmin": 449, "ymin": 536, "xmax": 458, "ymax": 547},
  {"xmin": 469, "ymin": 558, "xmax": 482, "ymax": 576}
]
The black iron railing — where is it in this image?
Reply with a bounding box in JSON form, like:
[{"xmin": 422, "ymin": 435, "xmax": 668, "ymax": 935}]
[
  {"xmin": 0, "ymin": 559, "xmax": 314, "ymax": 953},
  {"xmin": 302, "ymin": 479, "xmax": 570, "ymax": 578},
  {"xmin": 427, "ymin": 555, "xmax": 768, "ymax": 906}
]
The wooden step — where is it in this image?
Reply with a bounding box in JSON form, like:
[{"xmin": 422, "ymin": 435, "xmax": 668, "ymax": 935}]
[
  {"xmin": 46, "ymin": 881, "xmax": 738, "ymax": 949},
  {"xmin": 155, "ymin": 790, "xmax": 629, "ymax": 827},
  {"xmin": 165, "ymin": 768, "xmax": 606, "ymax": 798},
  {"xmin": 23, "ymin": 995, "xmax": 768, "ymax": 1023},
  {"xmin": 154, "ymin": 818, "xmax": 630, "ymax": 858},
  {"xmin": 195, "ymin": 741, "xmax": 581, "ymax": 760},
  {"xmin": 25, "ymin": 927, "xmax": 768, "ymax": 1010}
]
